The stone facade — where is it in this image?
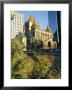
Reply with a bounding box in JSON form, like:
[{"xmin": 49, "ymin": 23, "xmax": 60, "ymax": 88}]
[
  {"xmin": 27, "ymin": 16, "xmax": 57, "ymax": 49},
  {"xmin": 11, "ymin": 12, "xmax": 57, "ymax": 50},
  {"xmin": 34, "ymin": 26, "xmax": 54, "ymax": 49}
]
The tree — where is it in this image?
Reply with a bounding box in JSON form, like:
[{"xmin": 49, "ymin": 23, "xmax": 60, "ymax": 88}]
[
  {"xmin": 11, "ymin": 34, "xmax": 25, "ymax": 60},
  {"xmin": 31, "ymin": 38, "xmax": 43, "ymax": 50},
  {"xmin": 31, "ymin": 58, "xmax": 49, "ymax": 79}
]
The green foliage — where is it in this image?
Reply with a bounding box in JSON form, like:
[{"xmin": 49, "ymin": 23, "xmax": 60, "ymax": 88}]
[
  {"xmin": 11, "ymin": 34, "xmax": 61, "ymax": 79},
  {"xmin": 48, "ymin": 70, "xmax": 61, "ymax": 79},
  {"xmin": 11, "ymin": 34, "xmax": 25, "ymax": 59},
  {"xmin": 11, "ymin": 55, "xmax": 34, "ymax": 79},
  {"xmin": 31, "ymin": 38, "xmax": 43, "ymax": 50},
  {"xmin": 30, "ymin": 55, "xmax": 50, "ymax": 79},
  {"xmin": 39, "ymin": 61, "xmax": 49, "ymax": 78}
]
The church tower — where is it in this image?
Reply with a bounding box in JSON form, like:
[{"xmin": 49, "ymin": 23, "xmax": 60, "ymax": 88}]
[{"xmin": 29, "ymin": 16, "xmax": 36, "ymax": 31}]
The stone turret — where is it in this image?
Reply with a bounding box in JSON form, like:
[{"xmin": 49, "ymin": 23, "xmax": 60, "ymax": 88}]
[
  {"xmin": 29, "ymin": 16, "xmax": 36, "ymax": 25},
  {"xmin": 46, "ymin": 26, "xmax": 52, "ymax": 32}
]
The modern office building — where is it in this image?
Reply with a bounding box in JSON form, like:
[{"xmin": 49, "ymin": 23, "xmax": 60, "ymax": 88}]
[
  {"xmin": 11, "ymin": 11, "xmax": 24, "ymax": 38},
  {"xmin": 54, "ymin": 11, "xmax": 61, "ymax": 49}
]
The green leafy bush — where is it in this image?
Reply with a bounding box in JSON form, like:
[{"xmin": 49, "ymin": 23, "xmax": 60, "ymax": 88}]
[{"xmin": 11, "ymin": 34, "xmax": 61, "ymax": 79}]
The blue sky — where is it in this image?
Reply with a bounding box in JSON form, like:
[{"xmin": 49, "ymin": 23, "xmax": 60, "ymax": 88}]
[{"xmin": 17, "ymin": 11, "xmax": 59, "ymax": 33}]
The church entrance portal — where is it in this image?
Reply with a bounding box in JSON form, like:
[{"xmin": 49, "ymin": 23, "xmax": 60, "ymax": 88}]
[{"xmin": 48, "ymin": 42, "xmax": 51, "ymax": 48}]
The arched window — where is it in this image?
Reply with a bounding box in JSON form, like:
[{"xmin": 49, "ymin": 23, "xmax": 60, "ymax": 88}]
[{"xmin": 48, "ymin": 42, "xmax": 51, "ymax": 48}]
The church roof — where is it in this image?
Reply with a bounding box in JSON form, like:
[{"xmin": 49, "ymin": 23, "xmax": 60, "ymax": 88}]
[{"xmin": 46, "ymin": 26, "xmax": 52, "ymax": 32}]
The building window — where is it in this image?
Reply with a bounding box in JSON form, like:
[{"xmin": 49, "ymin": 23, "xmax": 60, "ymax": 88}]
[
  {"xmin": 41, "ymin": 32, "xmax": 42, "ymax": 35},
  {"xmin": 48, "ymin": 34, "xmax": 49, "ymax": 39},
  {"xmin": 50, "ymin": 35, "xmax": 53, "ymax": 39}
]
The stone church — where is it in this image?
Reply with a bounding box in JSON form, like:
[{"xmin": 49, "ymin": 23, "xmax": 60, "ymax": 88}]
[{"xmin": 23, "ymin": 16, "xmax": 57, "ymax": 50}]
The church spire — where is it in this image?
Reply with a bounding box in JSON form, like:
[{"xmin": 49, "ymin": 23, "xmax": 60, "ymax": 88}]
[
  {"xmin": 46, "ymin": 25, "xmax": 52, "ymax": 32},
  {"xmin": 46, "ymin": 11, "xmax": 51, "ymax": 32}
]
